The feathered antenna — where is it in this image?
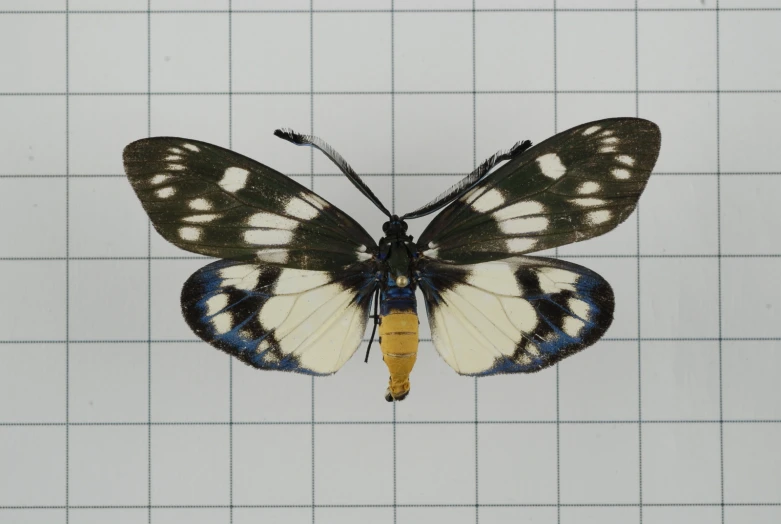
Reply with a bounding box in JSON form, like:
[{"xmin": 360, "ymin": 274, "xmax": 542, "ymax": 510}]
[
  {"xmin": 401, "ymin": 139, "xmax": 532, "ymax": 220},
  {"xmin": 275, "ymin": 129, "xmax": 392, "ymax": 218}
]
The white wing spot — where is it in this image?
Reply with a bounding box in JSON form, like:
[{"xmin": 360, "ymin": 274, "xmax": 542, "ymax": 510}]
[
  {"xmin": 179, "ymin": 227, "xmax": 201, "ymax": 241},
  {"xmin": 599, "ymin": 146, "xmax": 616, "ymax": 153},
  {"xmin": 600, "ymin": 130, "xmax": 613, "ymax": 136},
  {"xmin": 493, "ymin": 201, "xmax": 544, "ymax": 221},
  {"xmin": 256, "ymin": 249, "xmax": 289, "ymax": 264},
  {"xmin": 285, "ymin": 197, "xmax": 319, "ymax": 220},
  {"xmin": 167, "ymin": 164, "xmax": 185, "ymax": 171},
  {"xmin": 423, "ymin": 248, "xmax": 439, "ymax": 259},
  {"xmin": 183, "ymin": 143, "xmax": 200, "ymax": 152},
  {"xmin": 612, "ymin": 168, "xmax": 631, "ymax": 180},
  {"xmin": 183, "ymin": 214, "xmax": 219, "ymax": 223},
  {"xmin": 219, "ymin": 167, "xmax": 250, "ymax": 192},
  {"xmin": 156, "ymin": 187, "xmax": 175, "ymax": 199},
  {"xmin": 165, "ymin": 155, "xmax": 182, "ymax": 161},
  {"xmin": 537, "ymin": 267, "xmax": 579, "ymax": 294},
  {"xmin": 568, "ymin": 298, "xmax": 591, "ymax": 320},
  {"xmin": 472, "ymin": 188, "xmax": 505, "ymax": 213},
  {"xmin": 562, "ymin": 316, "xmax": 587, "ymax": 338},
  {"xmin": 617, "ymin": 155, "xmax": 635, "ymax": 166},
  {"xmin": 602, "ymin": 137, "xmax": 619, "ymax": 144},
  {"xmin": 357, "ymin": 245, "xmax": 367, "ymax": 253},
  {"xmin": 357, "ymin": 251, "xmax": 373, "ymax": 262},
  {"xmin": 218, "ymin": 265, "xmax": 261, "ymax": 291},
  {"xmin": 248, "ymin": 212, "xmax": 297, "ymax": 230},
  {"xmin": 499, "ymin": 216, "xmax": 550, "ymax": 235},
  {"xmin": 587, "ymin": 209, "xmax": 612, "ymax": 225},
  {"xmin": 205, "ymin": 293, "xmax": 229, "ymax": 316},
  {"xmin": 150, "ymin": 174, "xmax": 169, "ymax": 185},
  {"xmin": 571, "ymin": 198, "xmax": 606, "ymax": 207},
  {"xmin": 244, "ymin": 229, "xmax": 293, "ymax": 245},
  {"xmin": 536, "ymin": 153, "xmax": 566, "ymax": 179},
  {"xmin": 506, "ymin": 237, "xmax": 537, "ymax": 253},
  {"xmin": 168, "ymin": 147, "xmax": 183, "ymax": 154},
  {"xmin": 189, "ymin": 198, "xmax": 212, "ymax": 211},
  {"xmin": 578, "ymin": 181, "xmax": 600, "ymax": 195},
  {"xmin": 583, "ymin": 125, "xmax": 601, "ymax": 135},
  {"xmin": 211, "ymin": 311, "xmax": 233, "ymax": 335}
]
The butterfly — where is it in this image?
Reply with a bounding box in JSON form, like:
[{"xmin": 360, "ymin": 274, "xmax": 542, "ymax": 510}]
[{"xmin": 124, "ymin": 117, "xmax": 661, "ymax": 402}]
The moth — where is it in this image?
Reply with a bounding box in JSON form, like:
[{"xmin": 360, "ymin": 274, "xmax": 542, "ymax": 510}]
[{"xmin": 124, "ymin": 117, "xmax": 661, "ymax": 402}]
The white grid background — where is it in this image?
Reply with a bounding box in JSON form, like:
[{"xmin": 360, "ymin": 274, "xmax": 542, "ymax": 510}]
[{"xmin": 1, "ymin": 0, "xmax": 780, "ymax": 523}]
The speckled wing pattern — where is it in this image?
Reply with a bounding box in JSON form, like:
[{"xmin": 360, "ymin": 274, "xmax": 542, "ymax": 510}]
[{"xmin": 415, "ymin": 118, "xmax": 660, "ymax": 375}]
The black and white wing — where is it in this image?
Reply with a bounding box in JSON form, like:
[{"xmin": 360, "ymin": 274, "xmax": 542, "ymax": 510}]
[
  {"xmin": 124, "ymin": 137, "xmax": 380, "ymax": 374},
  {"xmin": 417, "ymin": 118, "xmax": 661, "ymax": 265},
  {"xmin": 181, "ymin": 259, "xmax": 376, "ymax": 375},
  {"xmin": 416, "ymin": 257, "xmax": 614, "ymax": 376},
  {"xmin": 124, "ymin": 137, "xmax": 377, "ymax": 271}
]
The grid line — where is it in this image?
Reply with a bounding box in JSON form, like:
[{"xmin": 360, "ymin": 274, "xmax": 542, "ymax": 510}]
[
  {"xmin": 716, "ymin": 3, "xmax": 726, "ymax": 523},
  {"xmin": 64, "ymin": 2, "xmax": 70, "ymax": 523},
  {"xmin": 145, "ymin": 2, "xmax": 152, "ymax": 524},
  {"xmin": 634, "ymin": 2, "xmax": 643, "ymax": 522}
]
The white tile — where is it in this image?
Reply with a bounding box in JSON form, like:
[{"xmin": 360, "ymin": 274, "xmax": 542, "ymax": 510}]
[
  {"xmin": 151, "ymin": 342, "xmax": 230, "ymax": 422},
  {"xmin": 721, "ymin": 12, "xmax": 781, "ymax": 90},
  {"xmin": 394, "ymin": 94, "xmax": 473, "ymax": 174},
  {"xmin": 640, "ymin": 258, "xmax": 719, "ymax": 339},
  {"xmin": 721, "ymin": 176, "xmax": 781, "ymax": 255},
  {"xmin": 478, "ymin": 424, "xmax": 557, "ymax": 504},
  {"xmin": 0, "ymin": 426, "xmax": 65, "ymax": 505},
  {"xmin": 0, "ymin": 14, "xmax": 65, "ymax": 92},
  {"xmin": 233, "ymin": 364, "xmax": 312, "ymax": 423},
  {"xmin": 232, "ymin": 424, "xmax": 312, "ymax": 505},
  {"xmin": 643, "ymin": 506, "xmax": 723, "ymax": 524},
  {"xmin": 641, "ymin": 341, "xmax": 720, "ymax": 421},
  {"xmin": 315, "ymin": 508, "xmax": 394, "ymax": 524},
  {"xmin": 315, "ymin": 425, "xmax": 393, "ymax": 504},
  {"xmin": 720, "ymin": 94, "xmax": 781, "ymax": 173},
  {"xmin": 724, "ymin": 424, "xmax": 781, "ymax": 502},
  {"xmin": 69, "ymin": 343, "xmax": 148, "ymax": 423},
  {"xmin": 394, "ymin": 12, "xmax": 473, "ymax": 91},
  {"xmin": 232, "ymin": 13, "xmax": 310, "ymax": 92},
  {"xmin": 560, "ymin": 424, "xmax": 639, "ymax": 504},
  {"xmin": 0, "ymin": 97, "xmax": 65, "ymax": 174},
  {"xmin": 638, "ymin": 11, "xmax": 716, "ymax": 90},
  {"xmin": 642, "ymin": 423, "xmax": 722, "ymax": 503},
  {"xmin": 475, "ymin": 12, "xmax": 554, "ymax": 91},
  {"xmin": 150, "ymin": 13, "xmax": 229, "ymax": 92},
  {"xmin": 150, "ymin": 259, "xmax": 206, "ymax": 340},
  {"xmin": 0, "ymin": 344, "xmax": 65, "ymax": 422},
  {"xmin": 722, "ymin": 258, "xmax": 781, "ymax": 338},
  {"xmin": 0, "ymin": 178, "xmax": 66, "ymax": 257},
  {"xmin": 313, "ymin": 13, "xmax": 391, "ymax": 92},
  {"xmin": 0, "ymin": 260, "xmax": 66, "ymax": 341},
  {"xmin": 151, "ymin": 425, "xmax": 230, "ymax": 505},
  {"xmin": 557, "ymin": 12, "xmax": 636, "ymax": 91},
  {"xmin": 723, "ymin": 340, "xmax": 781, "ymax": 420},
  {"xmin": 396, "ymin": 424, "xmax": 475, "ymax": 504},
  {"xmin": 69, "ymin": 426, "xmax": 148, "ymax": 505},
  {"xmin": 560, "ymin": 507, "xmax": 640, "ymax": 524},
  {"xmin": 69, "ymin": 260, "xmax": 148, "ymax": 340},
  {"xmin": 69, "ymin": 14, "xmax": 147, "ymax": 92}
]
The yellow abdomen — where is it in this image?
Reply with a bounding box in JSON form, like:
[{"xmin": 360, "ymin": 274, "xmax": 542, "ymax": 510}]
[{"xmin": 379, "ymin": 310, "xmax": 419, "ymax": 401}]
